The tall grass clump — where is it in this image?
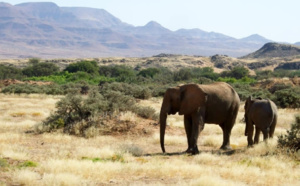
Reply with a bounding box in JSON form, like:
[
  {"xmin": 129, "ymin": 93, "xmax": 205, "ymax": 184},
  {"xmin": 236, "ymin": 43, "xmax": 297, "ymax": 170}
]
[{"xmin": 278, "ymin": 115, "xmax": 300, "ymax": 153}]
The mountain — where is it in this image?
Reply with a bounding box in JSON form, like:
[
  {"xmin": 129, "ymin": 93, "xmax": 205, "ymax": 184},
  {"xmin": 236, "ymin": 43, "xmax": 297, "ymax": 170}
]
[
  {"xmin": 175, "ymin": 28, "xmax": 234, "ymax": 40},
  {"xmin": 241, "ymin": 42, "xmax": 300, "ymax": 58},
  {"xmin": 240, "ymin": 34, "xmax": 271, "ymax": 44},
  {"xmin": 295, "ymin": 42, "xmax": 300, "ymax": 46},
  {"xmin": 0, "ymin": 2, "xmax": 274, "ymax": 58}
]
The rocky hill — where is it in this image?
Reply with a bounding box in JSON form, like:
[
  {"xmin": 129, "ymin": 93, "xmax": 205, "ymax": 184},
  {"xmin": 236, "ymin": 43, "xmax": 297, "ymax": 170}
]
[
  {"xmin": 0, "ymin": 2, "xmax": 273, "ymax": 58},
  {"xmin": 242, "ymin": 42, "xmax": 300, "ymax": 58}
]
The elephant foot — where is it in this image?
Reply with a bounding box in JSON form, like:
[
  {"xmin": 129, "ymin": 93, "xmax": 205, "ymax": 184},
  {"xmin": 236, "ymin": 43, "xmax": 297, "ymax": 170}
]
[
  {"xmin": 185, "ymin": 146, "xmax": 199, "ymax": 155},
  {"xmin": 220, "ymin": 145, "xmax": 232, "ymax": 150}
]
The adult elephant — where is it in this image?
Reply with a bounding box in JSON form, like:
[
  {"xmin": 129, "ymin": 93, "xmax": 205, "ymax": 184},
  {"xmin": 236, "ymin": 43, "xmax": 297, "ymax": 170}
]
[
  {"xmin": 160, "ymin": 82, "xmax": 240, "ymax": 154},
  {"xmin": 244, "ymin": 96, "xmax": 278, "ymax": 146}
]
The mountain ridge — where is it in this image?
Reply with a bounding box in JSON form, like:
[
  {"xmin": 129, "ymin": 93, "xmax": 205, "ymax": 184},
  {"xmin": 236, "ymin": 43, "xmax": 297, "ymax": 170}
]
[{"xmin": 0, "ymin": 2, "xmax": 297, "ymax": 58}]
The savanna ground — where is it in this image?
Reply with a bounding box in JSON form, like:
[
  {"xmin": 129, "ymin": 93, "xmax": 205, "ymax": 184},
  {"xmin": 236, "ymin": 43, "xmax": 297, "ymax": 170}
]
[{"xmin": 0, "ymin": 93, "xmax": 299, "ymax": 186}]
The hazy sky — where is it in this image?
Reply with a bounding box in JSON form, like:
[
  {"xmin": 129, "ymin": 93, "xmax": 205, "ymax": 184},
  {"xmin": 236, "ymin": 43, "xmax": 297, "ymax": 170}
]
[{"xmin": 6, "ymin": 0, "xmax": 300, "ymax": 43}]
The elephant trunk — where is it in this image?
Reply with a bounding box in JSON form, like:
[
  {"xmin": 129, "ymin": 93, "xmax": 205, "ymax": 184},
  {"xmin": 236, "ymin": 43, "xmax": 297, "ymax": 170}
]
[{"xmin": 160, "ymin": 112, "xmax": 167, "ymax": 153}]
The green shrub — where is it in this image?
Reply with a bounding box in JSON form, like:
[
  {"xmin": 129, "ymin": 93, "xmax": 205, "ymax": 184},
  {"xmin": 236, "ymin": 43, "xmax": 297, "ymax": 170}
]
[
  {"xmin": 0, "ymin": 158, "xmax": 8, "ymax": 168},
  {"xmin": 1, "ymin": 84, "xmax": 43, "ymax": 94},
  {"xmin": 0, "ymin": 64, "xmax": 23, "ymax": 80},
  {"xmin": 22, "ymin": 62, "xmax": 60, "ymax": 77},
  {"xmin": 274, "ymin": 87, "xmax": 300, "ymax": 108},
  {"xmin": 132, "ymin": 106, "xmax": 158, "ymax": 120},
  {"xmin": 273, "ymin": 69, "xmax": 300, "ymax": 78},
  {"xmin": 0, "ymin": 82, "xmax": 89, "ymax": 95},
  {"xmin": 99, "ymin": 65, "xmax": 136, "ymax": 80},
  {"xmin": 100, "ymin": 82, "xmax": 152, "ymax": 99},
  {"xmin": 25, "ymin": 71, "xmax": 116, "ymax": 85},
  {"xmin": 221, "ymin": 66, "xmax": 250, "ymax": 79},
  {"xmin": 268, "ymin": 83, "xmax": 292, "ymax": 93},
  {"xmin": 101, "ymin": 90, "xmax": 136, "ymax": 112},
  {"xmin": 152, "ymin": 68, "xmax": 174, "ymax": 84},
  {"xmin": 255, "ymin": 70, "xmax": 273, "ymax": 80},
  {"xmin": 173, "ymin": 68, "xmax": 192, "ymax": 81},
  {"xmin": 19, "ymin": 161, "xmax": 38, "ymax": 168},
  {"xmin": 138, "ymin": 68, "xmax": 160, "ymax": 78},
  {"xmin": 217, "ymin": 76, "xmax": 256, "ymax": 84},
  {"xmin": 231, "ymin": 83, "xmax": 272, "ymax": 101},
  {"xmin": 278, "ymin": 115, "xmax": 300, "ymax": 153},
  {"xmin": 191, "ymin": 67, "xmax": 219, "ymax": 80},
  {"xmin": 64, "ymin": 61, "xmax": 99, "ymax": 75},
  {"xmin": 41, "ymin": 89, "xmax": 108, "ymax": 131},
  {"xmin": 28, "ymin": 58, "xmax": 40, "ymax": 65},
  {"xmin": 217, "ymin": 77, "xmax": 238, "ymax": 83}
]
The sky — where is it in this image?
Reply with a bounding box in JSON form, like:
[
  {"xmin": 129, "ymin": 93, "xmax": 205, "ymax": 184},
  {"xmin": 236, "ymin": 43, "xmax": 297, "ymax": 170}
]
[{"xmin": 6, "ymin": 0, "xmax": 300, "ymax": 43}]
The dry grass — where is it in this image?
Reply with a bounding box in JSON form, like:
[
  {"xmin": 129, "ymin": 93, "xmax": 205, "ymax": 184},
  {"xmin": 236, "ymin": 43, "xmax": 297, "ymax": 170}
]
[{"xmin": 0, "ymin": 93, "xmax": 299, "ymax": 185}]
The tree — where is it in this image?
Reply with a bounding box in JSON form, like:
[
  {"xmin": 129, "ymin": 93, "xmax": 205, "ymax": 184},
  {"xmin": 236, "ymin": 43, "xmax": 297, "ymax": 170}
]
[
  {"xmin": 173, "ymin": 68, "xmax": 192, "ymax": 81},
  {"xmin": 64, "ymin": 61, "xmax": 99, "ymax": 75},
  {"xmin": 221, "ymin": 66, "xmax": 250, "ymax": 79},
  {"xmin": 138, "ymin": 68, "xmax": 160, "ymax": 78},
  {"xmin": 0, "ymin": 65, "xmax": 23, "ymax": 80},
  {"xmin": 22, "ymin": 62, "xmax": 60, "ymax": 77}
]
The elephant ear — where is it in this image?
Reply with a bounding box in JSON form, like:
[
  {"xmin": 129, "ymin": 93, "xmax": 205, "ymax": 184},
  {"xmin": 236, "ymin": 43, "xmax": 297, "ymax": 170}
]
[{"xmin": 179, "ymin": 84, "xmax": 207, "ymax": 115}]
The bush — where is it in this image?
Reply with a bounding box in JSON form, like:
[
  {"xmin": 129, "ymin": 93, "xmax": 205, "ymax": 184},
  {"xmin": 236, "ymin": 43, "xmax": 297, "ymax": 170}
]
[
  {"xmin": 173, "ymin": 68, "xmax": 192, "ymax": 81},
  {"xmin": 1, "ymin": 81, "xmax": 93, "ymax": 95},
  {"xmin": 25, "ymin": 71, "xmax": 116, "ymax": 85},
  {"xmin": 64, "ymin": 61, "xmax": 99, "ymax": 75},
  {"xmin": 274, "ymin": 87, "xmax": 300, "ymax": 108},
  {"xmin": 191, "ymin": 67, "xmax": 219, "ymax": 80},
  {"xmin": 0, "ymin": 65, "xmax": 23, "ymax": 80},
  {"xmin": 231, "ymin": 83, "xmax": 272, "ymax": 101},
  {"xmin": 102, "ymin": 90, "xmax": 136, "ymax": 113},
  {"xmin": 152, "ymin": 67, "xmax": 174, "ymax": 84},
  {"xmin": 41, "ymin": 90, "xmax": 108, "ymax": 131},
  {"xmin": 100, "ymin": 82, "xmax": 152, "ymax": 99},
  {"xmin": 1, "ymin": 83, "xmax": 43, "ymax": 94},
  {"xmin": 132, "ymin": 106, "xmax": 158, "ymax": 120},
  {"xmin": 138, "ymin": 68, "xmax": 160, "ymax": 78},
  {"xmin": 217, "ymin": 76, "xmax": 256, "ymax": 84},
  {"xmin": 278, "ymin": 115, "xmax": 300, "ymax": 153},
  {"xmin": 221, "ymin": 66, "xmax": 250, "ymax": 79},
  {"xmin": 22, "ymin": 62, "xmax": 60, "ymax": 77},
  {"xmin": 255, "ymin": 70, "xmax": 273, "ymax": 80},
  {"xmin": 99, "ymin": 65, "xmax": 136, "ymax": 81}
]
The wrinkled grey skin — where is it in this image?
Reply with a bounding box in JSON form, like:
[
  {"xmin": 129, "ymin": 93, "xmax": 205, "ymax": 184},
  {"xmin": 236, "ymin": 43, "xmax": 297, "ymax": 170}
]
[
  {"xmin": 244, "ymin": 96, "xmax": 278, "ymax": 146},
  {"xmin": 160, "ymin": 82, "xmax": 240, "ymax": 154}
]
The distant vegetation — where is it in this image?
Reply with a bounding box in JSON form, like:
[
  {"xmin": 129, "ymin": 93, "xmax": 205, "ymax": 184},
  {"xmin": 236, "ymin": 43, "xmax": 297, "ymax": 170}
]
[{"xmin": 0, "ymin": 58, "xmax": 299, "ymax": 108}]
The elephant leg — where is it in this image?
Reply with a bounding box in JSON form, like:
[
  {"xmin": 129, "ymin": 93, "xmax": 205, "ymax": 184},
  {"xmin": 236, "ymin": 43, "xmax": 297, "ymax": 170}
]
[
  {"xmin": 186, "ymin": 111, "xmax": 205, "ymax": 155},
  {"xmin": 184, "ymin": 115, "xmax": 193, "ymax": 152},
  {"xmin": 254, "ymin": 126, "xmax": 261, "ymax": 144},
  {"xmin": 247, "ymin": 122, "xmax": 254, "ymax": 147},
  {"xmin": 262, "ymin": 128, "xmax": 270, "ymax": 141},
  {"xmin": 220, "ymin": 124, "xmax": 232, "ymax": 150},
  {"xmin": 220, "ymin": 118, "xmax": 236, "ymax": 150}
]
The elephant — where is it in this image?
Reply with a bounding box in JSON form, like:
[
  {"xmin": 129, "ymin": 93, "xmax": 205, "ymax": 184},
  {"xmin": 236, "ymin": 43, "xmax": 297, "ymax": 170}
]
[
  {"xmin": 244, "ymin": 96, "xmax": 278, "ymax": 147},
  {"xmin": 160, "ymin": 82, "xmax": 240, "ymax": 154}
]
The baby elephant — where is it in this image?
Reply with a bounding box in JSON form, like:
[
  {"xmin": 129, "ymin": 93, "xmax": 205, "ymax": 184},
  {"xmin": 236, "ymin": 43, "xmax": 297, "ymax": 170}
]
[{"xmin": 244, "ymin": 96, "xmax": 278, "ymax": 146}]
